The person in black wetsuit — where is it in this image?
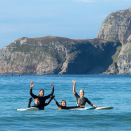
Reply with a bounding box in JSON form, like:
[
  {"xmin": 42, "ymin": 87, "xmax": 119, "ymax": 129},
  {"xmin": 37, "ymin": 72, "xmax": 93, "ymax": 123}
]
[
  {"xmin": 30, "ymin": 81, "xmax": 54, "ymax": 110},
  {"xmin": 72, "ymin": 80, "xmax": 99, "ymax": 108},
  {"xmin": 28, "ymin": 98, "xmax": 40, "ymax": 108},
  {"xmin": 28, "ymin": 96, "xmax": 54, "ymax": 109},
  {"xmin": 53, "ymin": 96, "xmax": 80, "ymax": 110}
]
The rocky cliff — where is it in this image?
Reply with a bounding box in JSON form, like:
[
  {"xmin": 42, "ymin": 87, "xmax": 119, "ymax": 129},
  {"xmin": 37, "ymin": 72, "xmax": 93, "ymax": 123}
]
[
  {"xmin": 117, "ymin": 35, "xmax": 131, "ymax": 74},
  {"xmin": 2, "ymin": 7, "xmax": 131, "ymax": 75},
  {"xmin": 96, "ymin": 8, "xmax": 131, "ymax": 45},
  {"xmin": 96, "ymin": 7, "xmax": 131, "ymax": 74},
  {"xmin": 0, "ymin": 36, "xmax": 121, "ymax": 75}
]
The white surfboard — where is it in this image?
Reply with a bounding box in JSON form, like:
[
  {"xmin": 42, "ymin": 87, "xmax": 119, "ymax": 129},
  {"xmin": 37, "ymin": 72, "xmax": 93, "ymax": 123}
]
[
  {"xmin": 70, "ymin": 107, "xmax": 96, "ymax": 110},
  {"xmin": 94, "ymin": 106, "xmax": 114, "ymax": 110},
  {"xmin": 17, "ymin": 107, "xmax": 39, "ymax": 111},
  {"xmin": 70, "ymin": 106, "xmax": 113, "ymax": 110}
]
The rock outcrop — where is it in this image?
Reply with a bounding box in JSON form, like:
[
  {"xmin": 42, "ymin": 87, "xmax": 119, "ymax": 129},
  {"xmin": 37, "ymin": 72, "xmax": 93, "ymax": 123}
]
[
  {"xmin": 96, "ymin": 8, "xmax": 131, "ymax": 45},
  {"xmin": 117, "ymin": 35, "xmax": 131, "ymax": 74},
  {"xmin": 0, "ymin": 36, "xmax": 121, "ymax": 75}
]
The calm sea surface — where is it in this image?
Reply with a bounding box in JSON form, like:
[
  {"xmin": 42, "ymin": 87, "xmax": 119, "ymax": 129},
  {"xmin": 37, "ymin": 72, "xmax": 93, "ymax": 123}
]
[{"xmin": 0, "ymin": 75, "xmax": 131, "ymax": 131}]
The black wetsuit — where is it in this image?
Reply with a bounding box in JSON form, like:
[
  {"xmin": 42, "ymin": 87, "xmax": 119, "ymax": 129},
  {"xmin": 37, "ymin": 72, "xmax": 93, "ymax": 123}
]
[
  {"xmin": 74, "ymin": 92, "xmax": 91, "ymax": 106},
  {"xmin": 30, "ymin": 87, "xmax": 54, "ymax": 110},
  {"xmin": 28, "ymin": 96, "xmax": 54, "ymax": 109},
  {"xmin": 54, "ymin": 99, "xmax": 80, "ymax": 110}
]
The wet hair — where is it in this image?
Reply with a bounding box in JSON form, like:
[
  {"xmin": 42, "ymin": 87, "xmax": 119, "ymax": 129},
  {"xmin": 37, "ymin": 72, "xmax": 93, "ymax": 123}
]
[
  {"xmin": 38, "ymin": 89, "xmax": 44, "ymax": 97},
  {"xmin": 39, "ymin": 89, "xmax": 44, "ymax": 92},
  {"xmin": 61, "ymin": 100, "xmax": 66, "ymax": 105}
]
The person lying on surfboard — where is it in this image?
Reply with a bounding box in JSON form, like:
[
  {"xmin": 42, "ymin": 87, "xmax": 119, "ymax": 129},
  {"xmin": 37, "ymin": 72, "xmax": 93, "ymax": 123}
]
[
  {"xmin": 53, "ymin": 96, "xmax": 80, "ymax": 110},
  {"xmin": 72, "ymin": 80, "xmax": 99, "ymax": 108},
  {"xmin": 28, "ymin": 96, "xmax": 54, "ymax": 109},
  {"xmin": 30, "ymin": 81, "xmax": 54, "ymax": 110}
]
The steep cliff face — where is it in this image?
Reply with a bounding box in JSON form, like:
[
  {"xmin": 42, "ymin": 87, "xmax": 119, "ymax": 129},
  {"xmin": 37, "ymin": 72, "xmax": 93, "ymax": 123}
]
[
  {"xmin": 102, "ymin": 45, "xmax": 122, "ymax": 74},
  {"xmin": 117, "ymin": 35, "xmax": 131, "ymax": 74},
  {"xmin": 96, "ymin": 8, "xmax": 131, "ymax": 45},
  {"xmin": 0, "ymin": 36, "xmax": 121, "ymax": 74}
]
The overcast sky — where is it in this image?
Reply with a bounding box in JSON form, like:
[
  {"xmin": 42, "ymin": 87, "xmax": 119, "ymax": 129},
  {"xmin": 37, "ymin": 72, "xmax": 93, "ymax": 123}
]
[{"xmin": 0, "ymin": 0, "xmax": 131, "ymax": 49}]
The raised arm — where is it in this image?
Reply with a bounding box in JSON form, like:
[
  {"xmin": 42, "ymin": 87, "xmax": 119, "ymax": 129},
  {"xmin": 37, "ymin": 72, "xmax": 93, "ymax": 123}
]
[
  {"xmin": 44, "ymin": 83, "xmax": 54, "ymax": 100},
  {"xmin": 53, "ymin": 97, "xmax": 62, "ymax": 110},
  {"xmin": 53, "ymin": 97, "xmax": 60, "ymax": 107},
  {"xmin": 50, "ymin": 83, "xmax": 54, "ymax": 96},
  {"xmin": 72, "ymin": 80, "xmax": 76, "ymax": 94},
  {"xmin": 30, "ymin": 81, "xmax": 38, "ymax": 98}
]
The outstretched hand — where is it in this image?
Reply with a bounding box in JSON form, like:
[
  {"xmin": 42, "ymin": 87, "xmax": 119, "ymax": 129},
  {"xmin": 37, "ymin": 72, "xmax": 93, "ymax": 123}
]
[
  {"xmin": 30, "ymin": 81, "xmax": 34, "ymax": 88},
  {"xmin": 51, "ymin": 83, "xmax": 54, "ymax": 88},
  {"xmin": 72, "ymin": 80, "xmax": 76, "ymax": 84}
]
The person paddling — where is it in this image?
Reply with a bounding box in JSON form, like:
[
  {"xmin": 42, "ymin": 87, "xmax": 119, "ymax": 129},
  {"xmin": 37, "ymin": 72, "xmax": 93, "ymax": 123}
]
[
  {"xmin": 72, "ymin": 80, "xmax": 99, "ymax": 108},
  {"xmin": 30, "ymin": 81, "xmax": 54, "ymax": 110},
  {"xmin": 53, "ymin": 96, "xmax": 80, "ymax": 110}
]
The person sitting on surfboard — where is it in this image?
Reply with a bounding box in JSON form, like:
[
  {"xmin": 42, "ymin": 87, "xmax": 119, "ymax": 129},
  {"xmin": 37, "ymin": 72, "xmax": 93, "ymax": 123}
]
[
  {"xmin": 30, "ymin": 81, "xmax": 54, "ymax": 110},
  {"xmin": 72, "ymin": 80, "xmax": 99, "ymax": 108},
  {"xmin": 28, "ymin": 98, "xmax": 40, "ymax": 108},
  {"xmin": 28, "ymin": 96, "xmax": 54, "ymax": 109},
  {"xmin": 53, "ymin": 96, "xmax": 80, "ymax": 110}
]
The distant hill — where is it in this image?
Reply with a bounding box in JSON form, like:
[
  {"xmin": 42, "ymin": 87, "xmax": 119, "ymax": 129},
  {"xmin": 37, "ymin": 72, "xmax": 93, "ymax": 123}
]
[{"xmin": 0, "ymin": 36, "xmax": 121, "ymax": 75}]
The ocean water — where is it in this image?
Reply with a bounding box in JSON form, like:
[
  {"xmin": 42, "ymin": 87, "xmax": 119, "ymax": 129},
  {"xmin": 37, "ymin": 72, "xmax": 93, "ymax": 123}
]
[{"xmin": 0, "ymin": 74, "xmax": 131, "ymax": 131}]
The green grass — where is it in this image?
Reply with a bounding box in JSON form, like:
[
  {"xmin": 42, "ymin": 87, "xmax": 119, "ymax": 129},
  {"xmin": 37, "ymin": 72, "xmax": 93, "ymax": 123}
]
[
  {"xmin": 9, "ymin": 58, "xmax": 20, "ymax": 64},
  {"xmin": 116, "ymin": 46, "xmax": 122, "ymax": 52},
  {"xmin": 124, "ymin": 50, "xmax": 131, "ymax": 54},
  {"xmin": 108, "ymin": 37, "xmax": 116, "ymax": 41},
  {"xmin": 112, "ymin": 46, "xmax": 122, "ymax": 63}
]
